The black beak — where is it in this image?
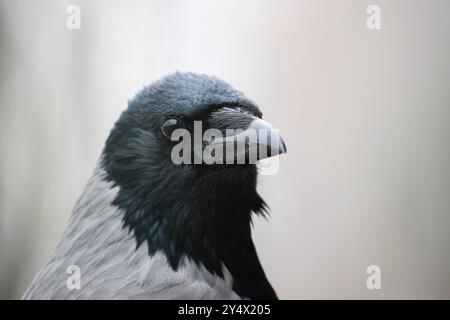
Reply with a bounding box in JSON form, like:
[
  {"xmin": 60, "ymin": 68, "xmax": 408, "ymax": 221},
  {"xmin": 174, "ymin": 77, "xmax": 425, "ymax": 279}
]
[{"xmin": 206, "ymin": 107, "xmax": 286, "ymax": 164}]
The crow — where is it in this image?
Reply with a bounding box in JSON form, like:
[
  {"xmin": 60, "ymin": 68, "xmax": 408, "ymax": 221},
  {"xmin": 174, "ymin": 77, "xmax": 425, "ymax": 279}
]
[{"xmin": 23, "ymin": 72, "xmax": 286, "ymax": 300}]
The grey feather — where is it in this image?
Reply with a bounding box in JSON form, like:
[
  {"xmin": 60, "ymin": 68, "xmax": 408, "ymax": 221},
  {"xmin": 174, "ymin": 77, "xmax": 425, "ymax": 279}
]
[{"xmin": 22, "ymin": 161, "xmax": 241, "ymax": 300}]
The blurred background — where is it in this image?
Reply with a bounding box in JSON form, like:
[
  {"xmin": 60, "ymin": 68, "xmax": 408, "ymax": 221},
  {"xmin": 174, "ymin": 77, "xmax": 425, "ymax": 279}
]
[{"xmin": 0, "ymin": 0, "xmax": 449, "ymax": 299}]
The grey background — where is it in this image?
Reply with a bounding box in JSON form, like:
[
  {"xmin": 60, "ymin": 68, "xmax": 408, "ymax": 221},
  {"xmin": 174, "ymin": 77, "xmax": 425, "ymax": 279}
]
[{"xmin": 0, "ymin": 0, "xmax": 449, "ymax": 299}]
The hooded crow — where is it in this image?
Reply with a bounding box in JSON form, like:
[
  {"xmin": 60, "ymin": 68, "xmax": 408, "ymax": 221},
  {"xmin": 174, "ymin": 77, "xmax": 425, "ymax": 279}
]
[{"xmin": 23, "ymin": 72, "xmax": 286, "ymax": 300}]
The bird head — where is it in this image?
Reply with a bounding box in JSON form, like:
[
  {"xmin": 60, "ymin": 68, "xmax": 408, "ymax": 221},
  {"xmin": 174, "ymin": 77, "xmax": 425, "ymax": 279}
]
[{"xmin": 101, "ymin": 72, "xmax": 285, "ymax": 299}]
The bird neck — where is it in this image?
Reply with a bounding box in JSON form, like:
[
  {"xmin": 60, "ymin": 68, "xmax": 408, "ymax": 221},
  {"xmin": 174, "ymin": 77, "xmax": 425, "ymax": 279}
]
[{"xmin": 104, "ymin": 161, "xmax": 277, "ymax": 299}]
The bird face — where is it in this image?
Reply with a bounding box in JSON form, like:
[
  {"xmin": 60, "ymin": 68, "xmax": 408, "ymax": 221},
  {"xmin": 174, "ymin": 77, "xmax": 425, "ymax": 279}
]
[
  {"xmin": 103, "ymin": 72, "xmax": 286, "ymax": 186},
  {"xmin": 163, "ymin": 106, "xmax": 287, "ymax": 166}
]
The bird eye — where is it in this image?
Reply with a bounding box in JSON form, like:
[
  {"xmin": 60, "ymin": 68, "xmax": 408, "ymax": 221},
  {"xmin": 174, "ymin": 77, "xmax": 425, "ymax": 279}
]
[{"xmin": 161, "ymin": 118, "xmax": 185, "ymax": 138}]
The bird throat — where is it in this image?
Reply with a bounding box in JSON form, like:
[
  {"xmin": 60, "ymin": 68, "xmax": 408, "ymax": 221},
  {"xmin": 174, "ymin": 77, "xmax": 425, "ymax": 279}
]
[{"xmin": 103, "ymin": 159, "xmax": 277, "ymax": 299}]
